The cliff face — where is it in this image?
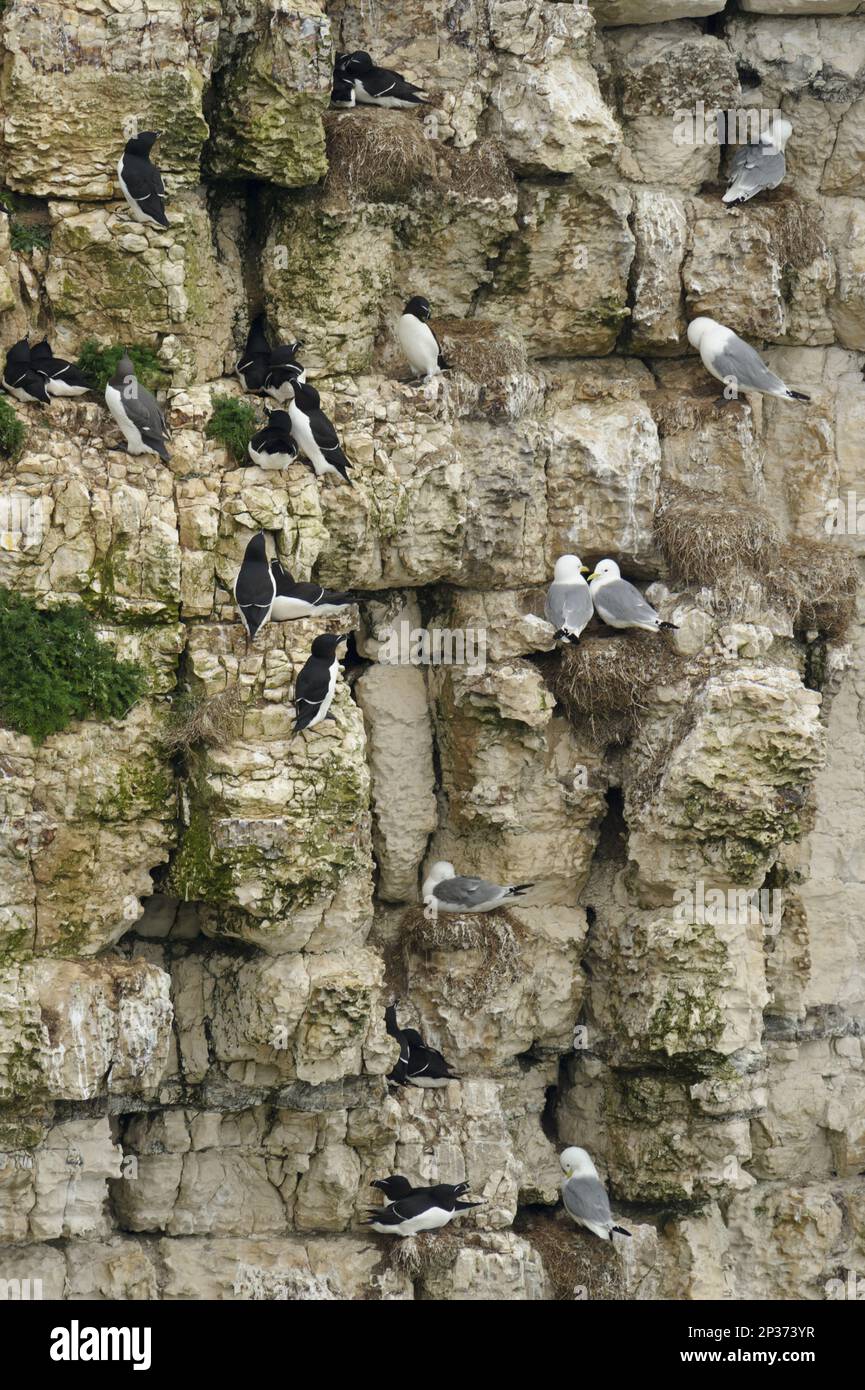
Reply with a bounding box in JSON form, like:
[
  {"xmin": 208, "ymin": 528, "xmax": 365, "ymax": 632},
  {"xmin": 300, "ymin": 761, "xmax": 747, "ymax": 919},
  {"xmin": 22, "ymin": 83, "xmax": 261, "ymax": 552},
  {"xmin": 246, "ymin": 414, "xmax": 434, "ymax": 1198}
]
[{"xmin": 0, "ymin": 0, "xmax": 864, "ymax": 1301}]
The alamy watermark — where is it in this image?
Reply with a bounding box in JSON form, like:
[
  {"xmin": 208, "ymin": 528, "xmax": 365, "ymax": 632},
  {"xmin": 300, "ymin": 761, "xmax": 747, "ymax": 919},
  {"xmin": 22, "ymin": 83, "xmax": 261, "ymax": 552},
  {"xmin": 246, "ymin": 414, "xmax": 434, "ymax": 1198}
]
[
  {"xmin": 673, "ymin": 103, "xmax": 783, "ymax": 147},
  {"xmin": 673, "ymin": 880, "xmax": 784, "ymax": 938},
  {"xmin": 378, "ymin": 622, "xmax": 487, "ymax": 676}
]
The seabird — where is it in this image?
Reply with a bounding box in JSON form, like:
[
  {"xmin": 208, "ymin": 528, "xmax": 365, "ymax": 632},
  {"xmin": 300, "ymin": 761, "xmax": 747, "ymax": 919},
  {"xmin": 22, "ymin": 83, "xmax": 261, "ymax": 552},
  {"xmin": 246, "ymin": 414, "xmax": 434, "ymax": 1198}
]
[
  {"xmin": 560, "ymin": 1147, "xmax": 631, "ymax": 1241},
  {"xmin": 331, "ymin": 73, "xmax": 356, "ymax": 108},
  {"xmin": 1, "ymin": 338, "xmax": 50, "ymax": 404},
  {"xmin": 264, "ymin": 342, "xmax": 306, "ymax": 403},
  {"xmin": 421, "ymin": 861, "xmax": 534, "ymax": 916},
  {"xmin": 385, "ymin": 1003, "xmax": 460, "ymax": 1088},
  {"xmin": 723, "ymin": 118, "xmax": 792, "ymax": 206},
  {"xmin": 269, "ymin": 559, "xmax": 354, "ymax": 622},
  {"xmin": 292, "ymin": 633, "xmax": 348, "ymax": 735},
  {"xmin": 687, "ymin": 317, "xmax": 810, "ymax": 402},
  {"xmin": 287, "ymin": 381, "xmax": 353, "ymax": 485},
  {"xmin": 104, "ymin": 351, "xmax": 171, "ymax": 460},
  {"xmin": 339, "ymin": 51, "xmax": 430, "ymax": 109},
  {"xmin": 397, "ymin": 296, "xmax": 449, "ymax": 382},
  {"xmin": 29, "ymin": 339, "xmax": 89, "ymax": 397},
  {"xmin": 236, "ymin": 314, "xmax": 272, "ymax": 393},
  {"xmin": 545, "ymin": 554, "xmax": 592, "ymax": 643},
  {"xmin": 364, "ymin": 1181, "xmax": 482, "ymax": 1236},
  {"xmin": 233, "ymin": 532, "xmax": 276, "ymax": 642},
  {"xmin": 586, "ymin": 559, "xmax": 677, "ymax": 633},
  {"xmin": 370, "ymin": 1176, "xmax": 414, "ymax": 1205},
  {"xmin": 117, "ymin": 131, "xmax": 169, "ymax": 229},
  {"xmin": 247, "ymin": 410, "xmax": 298, "ymax": 470}
]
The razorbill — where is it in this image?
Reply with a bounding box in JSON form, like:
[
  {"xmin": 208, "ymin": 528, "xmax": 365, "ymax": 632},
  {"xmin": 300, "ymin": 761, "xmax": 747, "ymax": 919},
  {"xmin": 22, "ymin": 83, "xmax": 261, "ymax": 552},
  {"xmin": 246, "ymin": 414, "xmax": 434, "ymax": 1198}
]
[
  {"xmin": 397, "ymin": 296, "xmax": 449, "ymax": 381},
  {"xmin": 364, "ymin": 1181, "xmax": 482, "ymax": 1236},
  {"xmin": 269, "ymin": 559, "xmax": 354, "ymax": 621},
  {"xmin": 586, "ymin": 560, "xmax": 677, "ymax": 633},
  {"xmin": 287, "ymin": 381, "xmax": 353, "ymax": 485},
  {"xmin": 370, "ymin": 1176, "xmax": 414, "ymax": 1205},
  {"xmin": 545, "ymin": 554, "xmax": 592, "ymax": 643},
  {"xmin": 385, "ymin": 1003, "xmax": 460, "ymax": 1088},
  {"xmin": 340, "ymin": 51, "xmax": 429, "ymax": 108},
  {"xmin": 331, "ymin": 74, "xmax": 356, "ymax": 108},
  {"xmin": 1, "ymin": 339, "xmax": 50, "ymax": 404},
  {"xmin": 560, "ymin": 1147, "xmax": 632, "ymax": 1241},
  {"xmin": 233, "ymin": 532, "xmax": 276, "ymax": 642},
  {"xmin": 687, "ymin": 317, "xmax": 810, "ymax": 402},
  {"xmin": 264, "ymin": 342, "xmax": 306, "ymax": 403},
  {"xmin": 236, "ymin": 314, "xmax": 272, "ymax": 393},
  {"xmin": 723, "ymin": 118, "xmax": 792, "ymax": 206},
  {"xmin": 117, "ymin": 131, "xmax": 169, "ymax": 229},
  {"xmin": 104, "ymin": 351, "xmax": 171, "ymax": 460},
  {"xmin": 422, "ymin": 862, "xmax": 534, "ymax": 916},
  {"xmin": 247, "ymin": 410, "xmax": 298, "ymax": 470},
  {"xmin": 29, "ymin": 339, "xmax": 89, "ymax": 397},
  {"xmin": 292, "ymin": 632, "xmax": 348, "ymax": 735}
]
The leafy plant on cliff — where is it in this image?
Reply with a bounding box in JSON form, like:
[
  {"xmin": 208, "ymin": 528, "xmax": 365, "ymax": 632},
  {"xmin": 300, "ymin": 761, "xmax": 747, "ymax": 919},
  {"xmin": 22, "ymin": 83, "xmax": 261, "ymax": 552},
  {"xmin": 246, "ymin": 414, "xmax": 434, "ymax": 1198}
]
[
  {"xmin": 205, "ymin": 394, "xmax": 257, "ymax": 465},
  {"xmin": 0, "ymin": 396, "xmax": 26, "ymax": 462},
  {"xmin": 76, "ymin": 340, "xmax": 167, "ymax": 396},
  {"xmin": 0, "ymin": 589, "xmax": 145, "ymax": 743},
  {"xmin": 9, "ymin": 221, "xmax": 50, "ymax": 254}
]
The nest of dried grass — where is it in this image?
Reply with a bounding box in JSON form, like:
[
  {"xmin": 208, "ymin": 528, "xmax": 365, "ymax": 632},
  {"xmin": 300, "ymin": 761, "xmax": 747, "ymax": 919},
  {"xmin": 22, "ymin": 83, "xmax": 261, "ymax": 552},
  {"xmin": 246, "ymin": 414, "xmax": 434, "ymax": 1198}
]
[
  {"xmin": 763, "ymin": 539, "xmax": 859, "ymax": 640},
  {"xmin": 440, "ymin": 139, "xmax": 513, "ymax": 200},
  {"xmin": 540, "ymin": 635, "xmax": 682, "ymax": 742},
  {"xmin": 323, "ymin": 108, "xmax": 438, "ymax": 202},
  {"xmin": 515, "ymin": 1211, "xmax": 625, "ymax": 1301},
  {"xmin": 387, "ymin": 1230, "xmax": 465, "ymax": 1281},
  {"xmin": 163, "ymin": 686, "xmax": 243, "ymax": 757},
  {"xmin": 749, "ymin": 190, "xmax": 827, "ymax": 269},
  {"xmin": 434, "ymin": 318, "xmax": 527, "ymax": 390},
  {"xmin": 401, "ymin": 903, "xmax": 523, "ymax": 1002},
  {"xmin": 654, "ymin": 482, "xmax": 780, "ymax": 587}
]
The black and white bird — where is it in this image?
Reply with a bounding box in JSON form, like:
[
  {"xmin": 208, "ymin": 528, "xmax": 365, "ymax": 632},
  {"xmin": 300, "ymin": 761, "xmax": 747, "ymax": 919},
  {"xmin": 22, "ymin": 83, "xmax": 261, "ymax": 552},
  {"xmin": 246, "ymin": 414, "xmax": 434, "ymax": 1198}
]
[
  {"xmin": 370, "ymin": 1176, "xmax": 414, "ymax": 1205},
  {"xmin": 236, "ymin": 315, "xmax": 272, "ymax": 394},
  {"xmin": 339, "ymin": 51, "xmax": 430, "ymax": 108},
  {"xmin": 331, "ymin": 73, "xmax": 356, "ymax": 108},
  {"xmin": 385, "ymin": 1003, "xmax": 460, "ymax": 1088},
  {"xmin": 397, "ymin": 296, "xmax": 449, "ymax": 381},
  {"xmin": 421, "ymin": 862, "xmax": 534, "ymax": 916},
  {"xmin": 104, "ymin": 351, "xmax": 171, "ymax": 461},
  {"xmin": 234, "ymin": 532, "xmax": 276, "ymax": 642},
  {"xmin": 1, "ymin": 339, "xmax": 50, "ymax": 404},
  {"xmin": 587, "ymin": 560, "xmax": 677, "ymax": 633},
  {"xmin": 560, "ymin": 1147, "xmax": 631, "ymax": 1242},
  {"xmin": 687, "ymin": 317, "xmax": 810, "ymax": 403},
  {"xmin": 365, "ymin": 1181, "xmax": 482, "ymax": 1237},
  {"xmin": 247, "ymin": 410, "xmax": 298, "ymax": 470},
  {"xmin": 117, "ymin": 131, "xmax": 169, "ymax": 229},
  {"xmin": 29, "ymin": 339, "xmax": 89, "ymax": 397},
  {"xmin": 723, "ymin": 117, "xmax": 792, "ymax": 206},
  {"xmin": 287, "ymin": 381, "xmax": 353, "ymax": 485},
  {"xmin": 270, "ymin": 559, "xmax": 355, "ymax": 622},
  {"xmin": 292, "ymin": 633, "xmax": 348, "ymax": 735},
  {"xmin": 264, "ymin": 342, "xmax": 306, "ymax": 403},
  {"xmin": 545, "ymin": 554, "xmax": 592, "ymax": 644}
]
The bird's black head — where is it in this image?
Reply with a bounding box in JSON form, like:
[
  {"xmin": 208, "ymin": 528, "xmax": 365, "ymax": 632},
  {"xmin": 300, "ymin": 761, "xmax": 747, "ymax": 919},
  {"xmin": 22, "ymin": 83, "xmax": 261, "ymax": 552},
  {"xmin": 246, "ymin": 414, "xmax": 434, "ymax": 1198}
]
[
  {"xmin": 371, "ymin": 1176, "xmax": 413, "ymax": 1199},
  {"xmin": 310, "ymin": 633, "xmax": 347, "ymax": 660},
  {"xmin": 270, "ymin": 343, "xmax": 302, "ymax": 366},
  {"xmin": 404, "ymin": 296, "xmax": 431, "ymax": 321},
  {"xmin": 6, "ymin": 337, "xmax": 32, "ymax": 363},
  {"xmin": 343, "ymin": 50, "xmax": 373, "ymax": 74},
  {"xmin": 291, "ymin": 380, "xmax": 320, "ymax": 410},
  {"xmin": 384, "ymin": 1002, "xmax": 398, "ymax": 1029},
  {"xmin": 267, "ymin": 409, "xmax": 293, "ymax": 433},
  {"xmin": 125, "ymin": 131, "xmax": 161, "ymax": 158},
  {"xmin": 29, "ymin": 339, "xmax": 52, "ymax": 361},
  {"xmin": 245, "ymin": 531, "xmax": 268, "ymax": 564}
]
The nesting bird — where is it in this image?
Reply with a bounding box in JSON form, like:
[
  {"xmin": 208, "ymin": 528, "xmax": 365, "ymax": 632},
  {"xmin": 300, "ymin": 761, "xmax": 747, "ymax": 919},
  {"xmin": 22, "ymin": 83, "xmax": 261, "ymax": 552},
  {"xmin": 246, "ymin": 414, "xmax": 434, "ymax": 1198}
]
[
  {"xmin": 370, "ymin": 1176, "xmax": 414, "ymax": 1204},
  {"xmin": 234, "ymin": 532, "xmax": 276, "ymax": 642},
  {"xmin": 104, "ymin": 351, "xmax": 171, "ymax": 461},
  {"xmin": 292, "ymin": 633, "xmax": 348, "ymax": 735},
  {"xmin": 397, "ymin": 296, "xmax": 449, "ymax": 382},
  {"xmin": 687, "ymin": 317, "xmax": 810, "ymax": 403},
  {"xmin": 422, "ymin": 862, "xmax": 534, "ymax": 916},
  {"xmin": 330, "ymin": 73, "xmax": 356, "ymax": 109},
  {"xmin": 117, "ymin": 131, "xmax": 169, "ymax": 229},
  {"xmin": 269, "ymin": 559, "xmax": 355, "ymax": 622},
  {"xmin": 1, "ymin": 339, "xmax": 50, "ymax": 404},
  {"xmin": 287, "ymin": 380, "xmax": 353, "ymax": 485},
  {"xmin": 247, "ymin": 410, "xmax": 298, "ymax": 470},
  {"xmin": 723, "ymin": 117, "xmax": 792, "ymax": 206},
  {"xmin": 264, "ymin": 342, "xmax": 306, "ymax": 403},
  {"xmin": 29, "ymin": 339, "xmax": 89, "ymax": 397},
  {"xmin": 586, "ymin": 560, "xmax": 676, "ymax": 633},
  {"xmin": 560, "ymin": 1147, "xmax": 631, "ymax": 1242},
  {"xmin": 545, "ymin": 554, "xmax": 592, "ymax": 644},
  {"xmin": 385, "ymin": 1003, "xmax": 460, "ymax": 1088},
  {"xmin": 365, "ymin": 1181, "xmax": 482, "ymax": 1236},
  {"xmin": 336, "ymin": 51, "xmax": 429, "ymax": 109}
]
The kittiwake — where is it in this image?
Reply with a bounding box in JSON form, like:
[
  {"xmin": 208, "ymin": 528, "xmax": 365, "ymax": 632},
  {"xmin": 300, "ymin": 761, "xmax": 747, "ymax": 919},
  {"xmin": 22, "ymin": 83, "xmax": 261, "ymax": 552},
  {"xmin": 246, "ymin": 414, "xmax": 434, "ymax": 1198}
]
[
  {"xmin": 422, "ymin": 861, "xmax": 534, "ymax": 916},
  {"xmin": 723, "ymin": 118, "xmax": 792, "ymax": 206},
  {"xmin": 545, "ymin": 554, "xmax": 592, "ymax": 643},
  {"xmin": 586, "ymin": 559, "xmax": 677, "ymax": 633},
  {"xmin": 687, "ymin": 317, "xmax": 810, "ymax": 402},
  {"xmin": 560, "ymin": 1147, "xmax": 631, "ymax": 1242}
]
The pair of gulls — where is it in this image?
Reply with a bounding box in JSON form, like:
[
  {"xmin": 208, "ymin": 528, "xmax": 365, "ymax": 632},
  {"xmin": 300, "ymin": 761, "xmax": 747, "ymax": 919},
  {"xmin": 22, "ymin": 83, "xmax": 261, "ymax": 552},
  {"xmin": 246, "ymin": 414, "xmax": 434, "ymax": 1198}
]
[
  {"xmin": 364, "ymin": 1149, "xmax": 630, "ymax": 1241},
  {"xmin": 545, "ymin": 556, "xmax": 676, "ymax": 643}
]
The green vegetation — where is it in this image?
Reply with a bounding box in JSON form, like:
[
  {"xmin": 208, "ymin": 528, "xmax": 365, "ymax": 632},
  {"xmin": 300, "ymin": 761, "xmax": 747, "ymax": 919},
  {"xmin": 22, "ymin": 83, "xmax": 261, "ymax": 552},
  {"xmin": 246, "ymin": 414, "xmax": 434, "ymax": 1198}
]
[
  {"xmin": 0, "ymin": 396, "xmax": 26, "ymax": 462},
  {"xmin": 9, "ymin": 221, "xmax": 50, "ymax": 254},
  {"xmin": 76, "ymin": 339, "xmax": 167, "ymax": 395},
  {"xmin": 205, "ymin": 394, "xmax": 258, "ymax": 465},
  {"xmin": 0, "ymin": 589, "xmax": 145, "ymax": 743}
]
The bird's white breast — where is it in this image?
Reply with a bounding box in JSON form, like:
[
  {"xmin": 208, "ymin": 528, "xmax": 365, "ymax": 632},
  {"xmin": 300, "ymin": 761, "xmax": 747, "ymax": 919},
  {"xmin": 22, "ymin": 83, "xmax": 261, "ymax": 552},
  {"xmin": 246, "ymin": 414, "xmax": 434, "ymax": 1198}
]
[{"xmin": 397, "ymin": 315, "xmax": 439, "ymax": 374}]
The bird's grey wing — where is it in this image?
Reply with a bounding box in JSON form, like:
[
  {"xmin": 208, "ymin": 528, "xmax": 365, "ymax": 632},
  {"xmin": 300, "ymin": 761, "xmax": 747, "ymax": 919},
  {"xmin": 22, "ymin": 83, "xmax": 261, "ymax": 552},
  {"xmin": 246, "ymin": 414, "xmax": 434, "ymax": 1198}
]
[
  {"xmin": 727, "ymin": 146, "xmax": 784, "ymax": 198},
  {"xmin": 563, "ymin": 1176, "xmax": 613, "ymax": 1228},
  {"xmin": 546, "ymin": 583, "xmax": 593, "ymax": 632},
  {"xmin": 595, "ymin": 579, "xmax": 659, "ymax": 625},
  {"xmin": 711, "ymin": 337, "xmax": 787, "ymax": 394},
  {"xmin": 121, "ymin": 381, "xmax": 168, "ymax": 441},
  {"xmin": 433, "ymin": 876, "xmax": 499, "ymax": 909}
]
